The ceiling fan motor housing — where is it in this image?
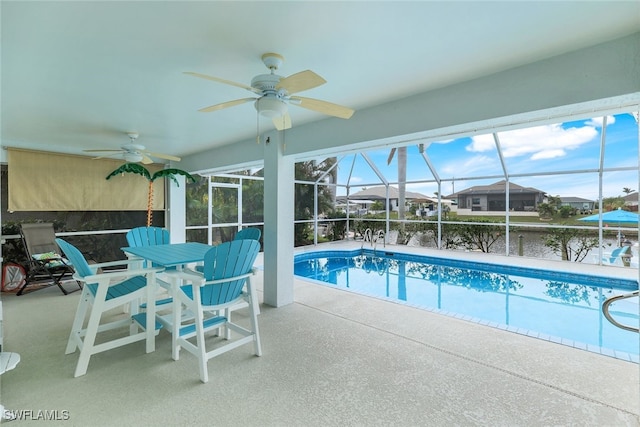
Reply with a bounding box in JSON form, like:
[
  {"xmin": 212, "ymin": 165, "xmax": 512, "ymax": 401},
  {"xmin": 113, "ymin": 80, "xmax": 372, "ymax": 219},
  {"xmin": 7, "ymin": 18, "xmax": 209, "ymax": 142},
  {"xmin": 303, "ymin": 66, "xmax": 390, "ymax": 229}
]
[
  {"xmin": 251, "ymin": 73, "xmax": 281, "ymax": 93},
  {"xmin": 124, "ymin": 152, "xmax": 144, "ymax": 163},
  {"xmin": 122, "ymin": 143, "xmax": 145, "ymax": 151},
  {"xmin": 252, "ymin": 73, "xmax": 287, "ymax": 117}
]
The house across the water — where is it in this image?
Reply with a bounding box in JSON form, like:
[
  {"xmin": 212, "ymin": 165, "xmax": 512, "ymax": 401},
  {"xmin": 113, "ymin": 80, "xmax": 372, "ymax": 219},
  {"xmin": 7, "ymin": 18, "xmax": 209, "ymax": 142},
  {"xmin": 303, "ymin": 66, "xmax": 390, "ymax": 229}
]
[{"xmin": 446, "ymin": 180, "xmax": 546, "ymax": 215}]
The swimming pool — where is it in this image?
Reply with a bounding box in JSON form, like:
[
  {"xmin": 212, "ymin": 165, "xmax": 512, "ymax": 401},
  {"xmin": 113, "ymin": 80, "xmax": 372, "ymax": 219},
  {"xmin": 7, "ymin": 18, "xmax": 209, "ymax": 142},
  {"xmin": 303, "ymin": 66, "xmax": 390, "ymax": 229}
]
[{"xmin": 294, "ymin": 249, "xmax": 640, "ymax": 361}]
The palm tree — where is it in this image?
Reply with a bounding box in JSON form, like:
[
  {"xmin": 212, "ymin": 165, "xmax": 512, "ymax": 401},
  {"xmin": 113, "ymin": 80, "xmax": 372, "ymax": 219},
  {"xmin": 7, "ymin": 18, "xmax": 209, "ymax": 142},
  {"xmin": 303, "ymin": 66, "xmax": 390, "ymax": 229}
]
[
  {"xmin": 106, "ymin": 163, "xmax": 196, "ymax": 226},
  {"xmin": 387, "ymin": 146, "xmax": 407, "ymax": 222},
  {"xmin": 623, "ymin": 187, "xmax": 635, "ymax": 195}
]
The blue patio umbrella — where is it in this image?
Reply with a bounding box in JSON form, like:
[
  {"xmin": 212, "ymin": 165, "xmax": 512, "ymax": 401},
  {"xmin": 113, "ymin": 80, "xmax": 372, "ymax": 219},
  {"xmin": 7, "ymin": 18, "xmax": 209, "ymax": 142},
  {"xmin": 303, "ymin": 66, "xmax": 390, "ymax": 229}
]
[{"xmin": 579, "ymin": 208, "xmax": 640, "ymax": 246}]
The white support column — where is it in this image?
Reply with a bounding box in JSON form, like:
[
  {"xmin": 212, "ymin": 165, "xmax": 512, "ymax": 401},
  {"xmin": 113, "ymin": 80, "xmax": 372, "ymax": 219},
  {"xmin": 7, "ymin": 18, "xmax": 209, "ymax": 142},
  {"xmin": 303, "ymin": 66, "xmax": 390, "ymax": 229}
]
[
  {"xmin": 167, "ymin": 175, "xmax": 186, "ymax": 243},
  {"xmin": 263, "ymin": 133, "xmax": 295, "ymax": 307}
]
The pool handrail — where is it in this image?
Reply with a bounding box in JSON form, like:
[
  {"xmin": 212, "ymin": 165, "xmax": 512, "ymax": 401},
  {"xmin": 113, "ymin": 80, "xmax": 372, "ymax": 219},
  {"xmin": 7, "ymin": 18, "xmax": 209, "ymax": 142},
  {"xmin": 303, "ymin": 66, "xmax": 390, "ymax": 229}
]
[
  {"xmin": 602, "ymin": 290, "xmax": 639, "ymax": 332},
  {"xmin": 361, "ymin": 228, "xmax": 372, "ymax": 249},
  {"xmin": 361, "ymin": 228, "xmax": 385, "ymax": 251}
]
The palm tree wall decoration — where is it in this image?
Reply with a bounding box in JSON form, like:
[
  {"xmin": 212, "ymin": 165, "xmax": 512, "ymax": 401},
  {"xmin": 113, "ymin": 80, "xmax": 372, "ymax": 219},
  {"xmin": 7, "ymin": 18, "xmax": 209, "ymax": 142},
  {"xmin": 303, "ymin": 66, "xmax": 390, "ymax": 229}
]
[{"xmin": 106, "ymin": 163, "xmax": 197, "ymax": 226}]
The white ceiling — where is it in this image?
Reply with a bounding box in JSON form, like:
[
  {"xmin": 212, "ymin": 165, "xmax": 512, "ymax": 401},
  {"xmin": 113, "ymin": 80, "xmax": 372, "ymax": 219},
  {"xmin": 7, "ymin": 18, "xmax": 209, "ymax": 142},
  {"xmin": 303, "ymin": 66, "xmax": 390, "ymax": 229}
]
[{"xmin": 2, "ymin": 1, "xmax": 639, "ymax": 162}]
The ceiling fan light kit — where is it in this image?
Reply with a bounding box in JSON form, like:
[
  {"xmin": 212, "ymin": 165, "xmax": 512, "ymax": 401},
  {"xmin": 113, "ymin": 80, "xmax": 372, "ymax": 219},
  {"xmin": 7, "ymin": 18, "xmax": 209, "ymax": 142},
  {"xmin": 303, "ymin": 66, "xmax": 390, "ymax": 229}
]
[
  {"xmin": 124, "ymin": 152, "xmax": 144, "ymax": 163},
  {"xmin": 255, "ymin": 96, "xmax": 287, "ymax": 118},
  {"xmin": 186, "ymin": 52, "xmax": 354, "ymax": 132}
]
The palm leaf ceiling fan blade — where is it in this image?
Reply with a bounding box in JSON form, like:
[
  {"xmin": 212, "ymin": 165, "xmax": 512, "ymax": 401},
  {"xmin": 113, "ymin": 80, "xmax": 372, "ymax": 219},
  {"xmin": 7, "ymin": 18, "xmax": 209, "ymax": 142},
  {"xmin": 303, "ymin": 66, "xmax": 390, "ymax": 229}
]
[
  {"xmin": 184, "ymin": 72, "xmax": 262, "ymax": 95},
  {"xmin": 290, "ymin": 96, "xmax": 355, "ymax": 119},
  {"xmin": 198, "ymin": 98, "xmax": 255, "ymax": 113},
  {"xmin": 273, "ymin": 113, "xmax": 292, "ymax": 131},
  {"xmin": 276, "ymin": 70, "xmax": 326, "ymax": 94}
]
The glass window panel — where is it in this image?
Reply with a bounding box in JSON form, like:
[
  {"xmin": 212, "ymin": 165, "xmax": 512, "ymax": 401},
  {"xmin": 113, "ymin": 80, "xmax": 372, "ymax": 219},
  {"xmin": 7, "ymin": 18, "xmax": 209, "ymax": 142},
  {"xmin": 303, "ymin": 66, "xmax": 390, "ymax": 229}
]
[
  {"xmin": 295, "ymin": 183, "xmax": 314, "ymax": 221},
  {"xmin": 211, "ymin": 186, "xmax": 238, "ymax": 224},
  {"xmin": 186, "ymin": 176, "xmax": 209, "ymax": 227},
  {"xmin": 210, "ymin": 226, "xmax": 237, "ymax": 245},
  {"xmin": 186, "ymin": 228, "xmax": 207, "ymax": 244},
  {"xmin": 242, "ymin": 178, "xmax": 264, "ymax": 224}
]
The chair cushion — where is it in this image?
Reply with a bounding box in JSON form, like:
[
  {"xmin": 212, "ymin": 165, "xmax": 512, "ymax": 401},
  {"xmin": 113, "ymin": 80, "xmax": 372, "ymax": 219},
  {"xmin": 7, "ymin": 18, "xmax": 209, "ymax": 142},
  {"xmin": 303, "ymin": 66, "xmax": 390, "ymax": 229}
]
[{"xmin": 32, "ymin": 252, "xmax": 68, "ymax": 268}]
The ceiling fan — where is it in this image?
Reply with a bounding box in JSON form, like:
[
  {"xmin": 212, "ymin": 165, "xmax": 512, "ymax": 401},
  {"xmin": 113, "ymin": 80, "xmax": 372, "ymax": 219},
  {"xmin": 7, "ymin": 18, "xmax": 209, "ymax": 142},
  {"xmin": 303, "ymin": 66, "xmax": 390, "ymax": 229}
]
[
  {"xmin": 185, "ymin": 52, "xmax": 355, "ymax": 131},
  {"xmin": 84, "ymin": 132, "xmax": 181, "ymax": 164}
]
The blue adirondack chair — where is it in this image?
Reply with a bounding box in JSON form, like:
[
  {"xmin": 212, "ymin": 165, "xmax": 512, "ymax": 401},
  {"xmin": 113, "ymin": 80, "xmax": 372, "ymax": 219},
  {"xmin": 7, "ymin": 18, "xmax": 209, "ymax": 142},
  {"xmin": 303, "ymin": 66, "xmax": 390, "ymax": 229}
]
[
  {"xmin": 56, "ymin": 238, "xmax": 162, "ymax": 377},
  {"xmin": 602, "ymin": 246, "xmax": 631, "ymax": 266},
  {"xmin": 126, "ymin": 226, "xmax": 170, "ymax": 254},
  {"xmin": 168, "ymin": 239, "xmax": 261, "ymax": 383},
  {"xmin": 125, "ymin": 227, "xmax": 175, "ymax": 309},
  {"xmin": 234, "ymin": 227, "xmax": 261, "ymax": 242},
  {"xmin": 194, "ymin": 226, "xmax": 261, "ymax": 273}
]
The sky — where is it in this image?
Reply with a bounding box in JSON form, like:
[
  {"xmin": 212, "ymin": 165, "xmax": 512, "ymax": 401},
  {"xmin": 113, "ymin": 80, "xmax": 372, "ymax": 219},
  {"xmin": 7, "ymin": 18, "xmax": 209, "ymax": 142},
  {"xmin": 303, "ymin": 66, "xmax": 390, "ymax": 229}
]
[{"xmin": 333, "ymin": 112, "xmax": 639, "ymax": 201}]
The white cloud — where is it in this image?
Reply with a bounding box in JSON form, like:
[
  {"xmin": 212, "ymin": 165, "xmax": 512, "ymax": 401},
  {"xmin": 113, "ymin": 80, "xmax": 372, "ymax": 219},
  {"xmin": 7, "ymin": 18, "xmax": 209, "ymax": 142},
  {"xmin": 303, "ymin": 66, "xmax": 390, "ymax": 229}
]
[
  {"xmin": 467, "ymin": 123, "xmax": 598, "ymax": 160},
  {"xmin": 439, "ymin": 154, "xmax": 500, "ymax": 176},
  {"xmin": 585, "ymin": 115, "xmax": 616, "ymax": 128},
  {"xmin": 530, "ymin": 149, "xmax": 566, "ymax": 160}
]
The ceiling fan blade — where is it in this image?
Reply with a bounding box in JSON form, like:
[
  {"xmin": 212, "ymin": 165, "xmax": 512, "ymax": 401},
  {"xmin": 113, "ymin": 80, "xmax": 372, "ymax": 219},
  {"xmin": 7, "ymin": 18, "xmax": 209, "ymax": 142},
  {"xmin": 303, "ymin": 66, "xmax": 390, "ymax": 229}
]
[
  {"xmin": 140, "ymin": 154, "xmax": 154, "ymax": 165},
  {"xmin": 91, "ymin": 151, "xmax": 125, "ymax": 160},
  {"xmin": 273, "ymin": 113, "xmax": 292, "ymax": 131},
  {"xmin": 198, "ymin": 97, "xmax": 255, "ymax": 113},
  {"xmin": 387, "ymin": 148, "xmax": 397, "ymax": 165},
  {"xmin": 276, "ymin": 70, "xmax": 326, "ymax": 94},
  {"xmin": 184, "ymin": 72, "xmax": 262, "ymax": 95},
  {"xmin": 144, "ymin": 151, "xmax": 181, "ymax": 162},
  {"xmin": 83, "ymin": 149, "xmax": 124, "ymax": 153},
  {"xmin": 290, "ymin": 96, "xmax": 354, "ymax": 119}
]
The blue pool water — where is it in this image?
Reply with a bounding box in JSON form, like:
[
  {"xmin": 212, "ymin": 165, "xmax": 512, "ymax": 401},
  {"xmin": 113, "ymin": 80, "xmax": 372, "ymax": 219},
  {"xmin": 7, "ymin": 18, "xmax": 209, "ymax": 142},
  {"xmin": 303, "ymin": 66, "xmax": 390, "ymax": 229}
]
[{"xmin": 294, "ymin": 249, "xmax": 640, "ymax": 361}]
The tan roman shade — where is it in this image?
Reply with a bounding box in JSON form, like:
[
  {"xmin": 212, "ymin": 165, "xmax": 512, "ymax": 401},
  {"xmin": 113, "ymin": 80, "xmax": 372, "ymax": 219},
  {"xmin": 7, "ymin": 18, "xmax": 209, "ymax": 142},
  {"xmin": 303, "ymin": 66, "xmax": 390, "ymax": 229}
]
[{"xmin": 8, "ymin": 148, "xmax": 165, "ymax": 211}]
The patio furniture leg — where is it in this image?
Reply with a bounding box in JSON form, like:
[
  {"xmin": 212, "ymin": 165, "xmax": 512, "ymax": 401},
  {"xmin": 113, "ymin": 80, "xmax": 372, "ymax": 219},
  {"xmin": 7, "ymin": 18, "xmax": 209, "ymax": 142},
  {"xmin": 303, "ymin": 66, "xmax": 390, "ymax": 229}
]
[{"xmin": 66, "ymin": 287, "xmax": 91, "ymax": 354}]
